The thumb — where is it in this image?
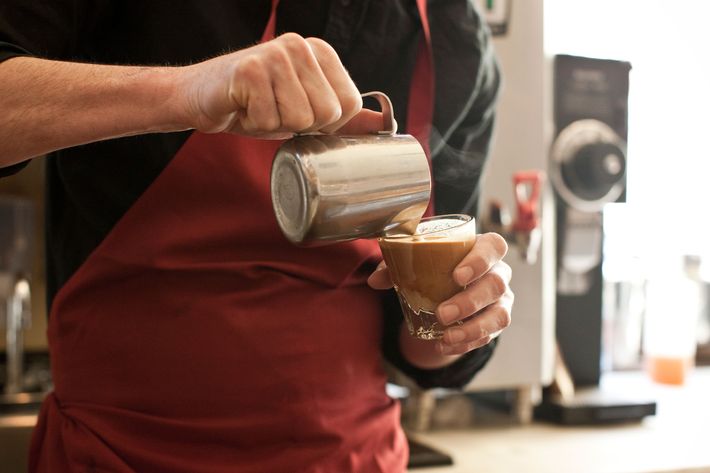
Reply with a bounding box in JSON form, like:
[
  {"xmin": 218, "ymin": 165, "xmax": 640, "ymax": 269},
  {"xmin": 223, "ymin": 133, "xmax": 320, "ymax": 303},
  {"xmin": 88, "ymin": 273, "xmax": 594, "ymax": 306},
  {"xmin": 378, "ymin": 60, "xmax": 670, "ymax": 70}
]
[
  {"xmin": 367, "ymin": 261, "xmax": 394, "ymax": 290},
  {"xmin": 335, "ymin": 109, "xmax": 389, "ymax": 135}
]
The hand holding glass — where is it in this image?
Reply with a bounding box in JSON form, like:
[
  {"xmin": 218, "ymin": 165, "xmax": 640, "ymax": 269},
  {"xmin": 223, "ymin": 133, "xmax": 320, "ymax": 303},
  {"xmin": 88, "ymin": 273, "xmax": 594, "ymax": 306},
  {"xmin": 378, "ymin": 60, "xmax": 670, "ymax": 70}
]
[{"xmin": 378, "ymin": 215, "xmax": 476, "ymax": 340}]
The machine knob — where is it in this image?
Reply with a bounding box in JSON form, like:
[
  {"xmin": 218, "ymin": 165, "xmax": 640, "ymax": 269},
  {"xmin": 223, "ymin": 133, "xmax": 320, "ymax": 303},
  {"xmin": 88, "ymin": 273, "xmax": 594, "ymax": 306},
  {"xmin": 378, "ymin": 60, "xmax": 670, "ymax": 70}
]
[
  {"xmin": 551, "ymin": 119, "xmax": 627, "ymax": 212},
  {"xmin": 560, "ymin": 142, "xmax": 626, "ymax": 202}
]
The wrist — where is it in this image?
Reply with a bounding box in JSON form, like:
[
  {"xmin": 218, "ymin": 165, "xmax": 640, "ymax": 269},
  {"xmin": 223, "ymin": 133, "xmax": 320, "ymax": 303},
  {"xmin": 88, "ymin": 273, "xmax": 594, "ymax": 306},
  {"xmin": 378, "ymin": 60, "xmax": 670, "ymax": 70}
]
[
  {"xmin": 129, "ymin": 66, "xmax": 195, "ymax": 133},
  {"xmin": 169, "ymin": 58, "xmax": 235, "ymax": 134}
]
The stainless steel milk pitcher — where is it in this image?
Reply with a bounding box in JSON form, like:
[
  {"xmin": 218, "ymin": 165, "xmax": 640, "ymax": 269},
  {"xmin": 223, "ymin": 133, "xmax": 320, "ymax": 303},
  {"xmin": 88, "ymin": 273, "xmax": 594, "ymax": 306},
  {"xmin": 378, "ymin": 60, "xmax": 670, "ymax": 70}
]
[{"xmin": 271, "ymin": 92, "xmax": 431, "ymax": 246}]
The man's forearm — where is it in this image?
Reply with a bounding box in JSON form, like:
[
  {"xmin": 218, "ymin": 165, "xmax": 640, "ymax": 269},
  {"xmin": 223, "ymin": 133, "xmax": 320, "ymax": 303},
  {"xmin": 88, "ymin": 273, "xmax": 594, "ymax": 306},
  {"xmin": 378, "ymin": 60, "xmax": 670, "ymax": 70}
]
[
  {"xmin": 0, "ymin": 56, "xmax": 188, "ymax": 166},
  {"xmin": 0, "ymin": 34, "xmax": 376, "ymax": 168}
]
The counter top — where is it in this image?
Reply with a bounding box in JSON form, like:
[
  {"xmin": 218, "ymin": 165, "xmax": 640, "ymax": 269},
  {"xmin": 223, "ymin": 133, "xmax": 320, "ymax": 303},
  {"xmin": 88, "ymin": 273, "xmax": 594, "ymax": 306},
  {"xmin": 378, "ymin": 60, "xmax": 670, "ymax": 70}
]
[
  {"xmin": 410, "ymin": 368, "xmax": 710, "ymax": 473},
  {"xmin": 0, "ymin": 413, "xmax": 36, "ymax": 429}
]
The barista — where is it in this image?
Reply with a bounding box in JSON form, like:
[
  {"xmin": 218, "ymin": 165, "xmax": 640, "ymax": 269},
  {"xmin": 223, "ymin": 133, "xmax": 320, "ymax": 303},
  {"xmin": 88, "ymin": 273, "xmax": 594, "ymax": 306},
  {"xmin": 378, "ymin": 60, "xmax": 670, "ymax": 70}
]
[{"xmin": 0, "ymin": 1, "xmax": 512, "ymax": 471}]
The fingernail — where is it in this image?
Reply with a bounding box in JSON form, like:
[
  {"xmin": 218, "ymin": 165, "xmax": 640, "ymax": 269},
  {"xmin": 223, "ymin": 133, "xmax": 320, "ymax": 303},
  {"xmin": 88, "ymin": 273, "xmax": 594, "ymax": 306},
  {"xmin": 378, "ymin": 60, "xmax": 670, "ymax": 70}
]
[
  {"xmin": 454, "ymin": 267, "xmax": 473, "ymax": 286},
  {"xmin": 438, "ymin": 304, "xmax": 460, "ymax": 325},
  {"xmin": 446, "ymin": 327, "xmax": 466, "ymax": 344}
]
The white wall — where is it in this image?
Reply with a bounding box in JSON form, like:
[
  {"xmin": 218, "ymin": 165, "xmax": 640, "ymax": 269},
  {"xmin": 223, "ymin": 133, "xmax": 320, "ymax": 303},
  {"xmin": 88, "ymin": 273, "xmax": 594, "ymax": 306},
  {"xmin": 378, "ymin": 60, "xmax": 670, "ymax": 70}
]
[{"xmin": 545, "ymin": 0, "xmax": 710, "ymax": 258}]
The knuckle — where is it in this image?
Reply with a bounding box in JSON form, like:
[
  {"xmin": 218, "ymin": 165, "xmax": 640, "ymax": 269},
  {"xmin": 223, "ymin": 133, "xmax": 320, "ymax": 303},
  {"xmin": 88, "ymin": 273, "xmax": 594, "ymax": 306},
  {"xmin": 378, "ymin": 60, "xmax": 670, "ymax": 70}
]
[
  {"xmin": 255, "ymin": 114, "xmax": 280, "ymax": 132},
  {"xmin": 240, "ymin": 120, "xmax": 258, "ymax": 133},
  {"xmin": 475, "ymin": 327, "xmax": 488, "ymax": 341},
  {"xmin": 467, "ymin": 255, "xmax": 486, "ymax": 279},
  {"xmin": 340, "ymin": 91, "xmax": 362, "ymax": 116},
  {"xmin": 325, "ymin": 102, "xmax": 343, "ymax": 123},
  {"xmin": 466, "ymin": 290, "xmax": 480, "ymax": 311},
  {"xmin": 282, "ymin": 110, "xmax": 314, "ymax": 131},
  {"xmin": 265, "ymin": 117, "xmax": 281, "ymax": 132},
  {"xmin": 269, "ymin": 47, "xmax": 291, "ymax": 68},
  {"xmin": 300, "ymin": 112, "xmax": 317, "ymax": 130},
  {"xmin": 279, "ymin": 32, "xmax": 306, "ymax": 46},
  {"xmin": 497, "ymin": 307, "xmax": 512, "ymax": 329},
  {"xmin": 313, "ymin": 99, "xmax": 342, "ymax": 126},
  {"xmin": 487, "ymin": 232, "xmax": 509, "ymax": 257},
  {"xmin": 237, "ymin": 56, "xmax": 266, "ymax": 83},
  {"xmin": 487, "ymin": 272, "xmax": 508, "ymax": 298},
  {"xmin": 280, "ymin": 33, "xmax": 311, "ymax": 56},
  {"xmin": 306, "ymin": 37, "xmax": 336, "ymax": 55}
]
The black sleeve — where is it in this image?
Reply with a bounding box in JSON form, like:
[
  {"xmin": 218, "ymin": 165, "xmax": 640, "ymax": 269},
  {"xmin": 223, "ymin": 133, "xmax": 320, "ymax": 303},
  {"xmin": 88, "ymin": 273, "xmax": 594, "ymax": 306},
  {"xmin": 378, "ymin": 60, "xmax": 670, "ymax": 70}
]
[
  {"xmin": 381, "ymin": 0, "xmax": 502, "ymax": 390},
  {"xmin": 0, "ymin": 41, "xmax": 30, "ymax": 61},
  {"xmin": 0, "ymin": 0, "xmax": 109, "ymax": 177},
  {"xmin": 0, "ymin": 161, "xmax": 30, "ymax": 178},
  {"xmin": 430, "ymin": 0, "xmax": 501, "ymax": 216},
  {"xmin": 0, "ymin": 0, "xmax": 108, "ymax": 61}
]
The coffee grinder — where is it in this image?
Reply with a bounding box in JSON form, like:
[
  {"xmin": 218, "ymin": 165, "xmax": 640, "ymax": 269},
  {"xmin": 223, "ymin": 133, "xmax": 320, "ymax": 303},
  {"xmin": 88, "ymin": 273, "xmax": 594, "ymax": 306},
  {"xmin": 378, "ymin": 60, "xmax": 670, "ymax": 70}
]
[{"xmin": 536, "ymin": 54, "xmax": 656, "ymax": 424}]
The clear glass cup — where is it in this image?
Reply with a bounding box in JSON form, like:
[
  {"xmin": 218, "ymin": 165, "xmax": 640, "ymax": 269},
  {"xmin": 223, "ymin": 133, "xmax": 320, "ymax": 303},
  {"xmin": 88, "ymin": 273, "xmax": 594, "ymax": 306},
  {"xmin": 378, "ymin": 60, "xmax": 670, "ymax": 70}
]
[{"xmin": 378, "ymin": 214, "xmax": 476, "ymax": 340}]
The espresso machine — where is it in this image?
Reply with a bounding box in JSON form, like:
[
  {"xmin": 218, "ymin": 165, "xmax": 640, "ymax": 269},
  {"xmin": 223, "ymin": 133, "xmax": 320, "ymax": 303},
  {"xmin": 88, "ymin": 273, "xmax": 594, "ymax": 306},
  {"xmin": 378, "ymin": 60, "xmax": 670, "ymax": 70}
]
[{"xmin": 537, "ymin": 54, "xmax": 656, "ymax": 423}]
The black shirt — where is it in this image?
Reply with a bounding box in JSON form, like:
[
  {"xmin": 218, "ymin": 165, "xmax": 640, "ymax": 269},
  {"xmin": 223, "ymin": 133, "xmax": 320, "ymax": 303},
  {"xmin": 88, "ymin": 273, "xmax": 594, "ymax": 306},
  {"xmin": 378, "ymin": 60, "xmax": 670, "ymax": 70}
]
[{"xmin": 0, "ymin": 0, "xmax": 500, "ymax": 389}]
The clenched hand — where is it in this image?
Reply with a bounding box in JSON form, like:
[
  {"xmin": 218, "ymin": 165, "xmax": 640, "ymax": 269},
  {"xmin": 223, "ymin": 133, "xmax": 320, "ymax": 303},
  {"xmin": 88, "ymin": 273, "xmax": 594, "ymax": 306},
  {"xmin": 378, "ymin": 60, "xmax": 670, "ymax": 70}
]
[{"xmin": 177, "ymin": 33, "xmax": 382, "ymax": 138}]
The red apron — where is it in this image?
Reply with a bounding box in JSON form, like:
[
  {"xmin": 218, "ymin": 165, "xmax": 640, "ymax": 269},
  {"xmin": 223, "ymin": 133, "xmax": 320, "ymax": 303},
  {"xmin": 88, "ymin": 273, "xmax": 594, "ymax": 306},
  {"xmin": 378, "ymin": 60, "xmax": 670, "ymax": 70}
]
[{"xmin": 30, "ymin": 1, "xmax": 434, "ymax": 471}]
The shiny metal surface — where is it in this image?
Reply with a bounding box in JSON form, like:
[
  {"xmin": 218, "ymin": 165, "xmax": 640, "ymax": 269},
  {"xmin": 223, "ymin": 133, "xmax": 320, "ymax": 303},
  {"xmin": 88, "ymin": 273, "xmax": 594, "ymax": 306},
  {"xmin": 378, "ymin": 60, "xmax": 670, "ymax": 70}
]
[
  {"xmin": 4, "ymin": 278, "xmax": 31, "ymax": 396},
  {"xmin": 1, "ymin": 197, "xmax": 34, "ymax": 398},
  {"xmin": 361, "ymin": 91, "xmax": 397, "ymax": 134},
  {"xmin": 272, "ymin": 133, "xmax": 430, "ymax": 245},
  {"xmin": 271, "ymin": 91, "xmax": 431, "ymax": 245}
]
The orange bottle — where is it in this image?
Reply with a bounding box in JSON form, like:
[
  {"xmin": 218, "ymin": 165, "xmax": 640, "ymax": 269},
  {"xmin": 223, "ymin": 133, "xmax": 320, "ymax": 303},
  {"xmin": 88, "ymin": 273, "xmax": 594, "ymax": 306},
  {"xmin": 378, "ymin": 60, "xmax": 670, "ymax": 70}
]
[
  {"xmin": 643, "ymin": 257, "xmax": 701, "ymax": 386},
  {"xmin": 647, "ymin": 356, "xmax": 693, "ymax": 385}
]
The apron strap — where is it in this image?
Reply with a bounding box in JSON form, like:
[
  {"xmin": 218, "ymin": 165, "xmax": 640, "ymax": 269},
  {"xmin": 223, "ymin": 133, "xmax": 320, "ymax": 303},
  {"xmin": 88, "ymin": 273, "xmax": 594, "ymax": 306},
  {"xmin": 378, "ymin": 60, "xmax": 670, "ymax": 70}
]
[
  {"xmin": 408, "ymin": 0, "xmax": 434, "ymax": 138},
  {"xmin": 408, "ymin": 0, "xmax": 436, "ymax": 215},
  {"xmin": 262, "ymin": 0, "xmax": 279, "ymax": 42}
]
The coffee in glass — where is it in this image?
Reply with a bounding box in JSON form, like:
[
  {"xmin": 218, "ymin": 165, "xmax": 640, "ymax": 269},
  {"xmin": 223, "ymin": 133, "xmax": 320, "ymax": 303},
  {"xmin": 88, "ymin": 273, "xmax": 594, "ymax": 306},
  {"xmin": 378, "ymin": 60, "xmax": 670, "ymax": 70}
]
[{"xmin": 378, "ymin": 214, "xmax": 476, "ymax": 340}]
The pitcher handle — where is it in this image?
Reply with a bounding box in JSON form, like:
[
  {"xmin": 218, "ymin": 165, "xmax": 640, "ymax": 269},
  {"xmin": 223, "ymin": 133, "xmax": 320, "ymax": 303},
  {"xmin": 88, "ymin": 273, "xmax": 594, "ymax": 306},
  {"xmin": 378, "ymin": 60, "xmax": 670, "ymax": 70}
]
[
  {"xmin": 294, "ymin": 91, "xmax": 397, "ymax": 137},
  {"xmin": 361, "ymin": 91, "xmax": 397, "ymax": 135}
]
